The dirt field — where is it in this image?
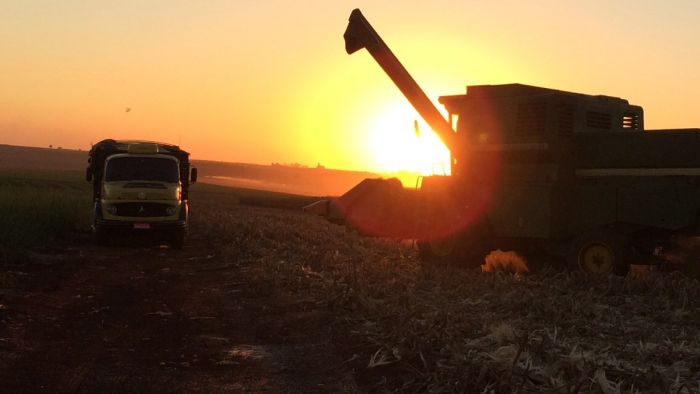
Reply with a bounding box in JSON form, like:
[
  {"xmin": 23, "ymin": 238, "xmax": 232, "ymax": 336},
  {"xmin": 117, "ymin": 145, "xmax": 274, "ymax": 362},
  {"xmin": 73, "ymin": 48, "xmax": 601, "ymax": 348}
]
[
  {"xmin": 3, "ymin": 181, "xmax": 700, "ymax": 393},
  {"xmin": 0, "ymin": 190, "xmax": 357, "ymax": 393}
]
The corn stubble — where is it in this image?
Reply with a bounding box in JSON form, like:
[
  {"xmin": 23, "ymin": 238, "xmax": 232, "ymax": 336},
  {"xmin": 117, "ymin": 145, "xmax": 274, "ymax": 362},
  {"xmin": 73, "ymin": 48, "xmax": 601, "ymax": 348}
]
[{"xmin": 196, "ymin": 193, "xmax": 700, "ymax": 393}]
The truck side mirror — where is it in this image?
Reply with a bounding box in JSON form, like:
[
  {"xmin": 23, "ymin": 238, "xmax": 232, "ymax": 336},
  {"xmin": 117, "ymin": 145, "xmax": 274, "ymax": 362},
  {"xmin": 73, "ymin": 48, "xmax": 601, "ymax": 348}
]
[
  {"xmin": 190, "ymin": 167, "xmax": 198, "ymax": 183},
  {"xmin": 86, "ymin": 168, "xmax": 93, "ymax": 182}
]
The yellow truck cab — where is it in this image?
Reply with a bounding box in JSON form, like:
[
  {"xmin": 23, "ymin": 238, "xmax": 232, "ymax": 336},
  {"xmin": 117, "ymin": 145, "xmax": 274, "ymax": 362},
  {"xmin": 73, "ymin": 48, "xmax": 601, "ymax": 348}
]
[{"xmin": 86, "ymin": 139, "xmax": 197, "ymax": 248}]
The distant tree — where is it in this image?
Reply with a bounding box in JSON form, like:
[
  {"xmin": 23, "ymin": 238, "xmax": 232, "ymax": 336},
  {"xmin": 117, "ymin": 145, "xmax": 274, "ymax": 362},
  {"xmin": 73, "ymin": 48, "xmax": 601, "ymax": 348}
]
[{"xmin": 49, "ymin": 144, "xmax": 53, "ymax": 149}]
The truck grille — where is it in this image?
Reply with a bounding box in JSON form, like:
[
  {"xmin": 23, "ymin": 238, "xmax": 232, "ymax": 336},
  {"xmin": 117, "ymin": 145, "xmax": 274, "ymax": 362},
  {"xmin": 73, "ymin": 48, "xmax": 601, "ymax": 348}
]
[{"xmin": 112, "ymin": 202, "xmax": 171, "ymax": 217}]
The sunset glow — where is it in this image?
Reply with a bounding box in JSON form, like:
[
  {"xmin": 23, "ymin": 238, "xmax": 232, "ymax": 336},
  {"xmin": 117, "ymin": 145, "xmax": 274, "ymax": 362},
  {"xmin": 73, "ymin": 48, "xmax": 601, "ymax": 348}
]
[
  {"xmin": 367, "ymin": 103, "xmax": 450, "ymax": 179},
  {"xmin": 2, "ymin": 1, "xmax": 700, "ymax": 174}
]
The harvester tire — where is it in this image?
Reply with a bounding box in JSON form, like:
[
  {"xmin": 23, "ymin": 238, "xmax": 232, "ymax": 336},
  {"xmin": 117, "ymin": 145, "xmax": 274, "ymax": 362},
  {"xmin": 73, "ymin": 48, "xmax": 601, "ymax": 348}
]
[
  {"xmin": 568, "ymin": 231, "xmax": 630, "ymax": 275},
  {"xmin": 456, "ymin": 226, "xmax": 494, "ymax": 268},
  {"xmin": 418, "ymin": 223, "xmax": 493, "ymax": 269},
  {"xmin": 417, "ymin": 236, "xmax": 457, "ymax": 267}
]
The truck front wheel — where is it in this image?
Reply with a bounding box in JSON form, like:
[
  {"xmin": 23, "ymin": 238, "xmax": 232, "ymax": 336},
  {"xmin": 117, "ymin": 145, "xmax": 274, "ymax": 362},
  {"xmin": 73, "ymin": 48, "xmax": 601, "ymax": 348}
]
[
  {"xmin": 94, "ymin": 225, "xmax": 110, "ymax": 246},
  {"xmin": 171, "ymin": 229, "xmax": 186, "ymax": 250}
]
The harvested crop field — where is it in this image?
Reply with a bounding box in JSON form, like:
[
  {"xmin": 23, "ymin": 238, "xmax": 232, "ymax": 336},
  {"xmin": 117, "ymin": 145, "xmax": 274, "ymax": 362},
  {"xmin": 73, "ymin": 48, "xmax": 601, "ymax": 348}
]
[
  {"xmin": 2, "ymin": 174, "xmax": 700, "ymax": 392},
  {"xmin": 210, "ymin": 196, "xmax": 700, "ymax": 393}
]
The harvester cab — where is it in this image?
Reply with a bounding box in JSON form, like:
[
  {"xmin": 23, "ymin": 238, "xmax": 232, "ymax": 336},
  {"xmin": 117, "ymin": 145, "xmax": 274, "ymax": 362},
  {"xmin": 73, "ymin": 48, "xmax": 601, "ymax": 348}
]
[{"xmin": 314, "ymin": 9, "xmax": 700, "ymax": 275}]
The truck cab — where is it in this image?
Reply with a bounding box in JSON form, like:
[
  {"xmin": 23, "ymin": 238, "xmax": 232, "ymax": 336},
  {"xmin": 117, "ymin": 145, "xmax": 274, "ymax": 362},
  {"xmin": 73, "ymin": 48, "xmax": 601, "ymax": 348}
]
[{"xmin": 86, "ymin": 139, "xmax": 197, "ymax": 249}]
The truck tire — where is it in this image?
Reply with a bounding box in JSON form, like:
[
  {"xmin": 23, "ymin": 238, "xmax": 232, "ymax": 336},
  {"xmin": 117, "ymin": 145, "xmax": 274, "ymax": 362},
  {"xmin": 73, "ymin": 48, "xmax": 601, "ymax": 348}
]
[
  {"xmin": 94, "ymin": 225, "xmax": 110, "ymax": 246},
  {"xmin": 568, "ymin": 231, "xmax": 630, "ymax": 275},
  {"xmin": 171, "ymin": 229, "xmax": 186, "ymax": 250}
]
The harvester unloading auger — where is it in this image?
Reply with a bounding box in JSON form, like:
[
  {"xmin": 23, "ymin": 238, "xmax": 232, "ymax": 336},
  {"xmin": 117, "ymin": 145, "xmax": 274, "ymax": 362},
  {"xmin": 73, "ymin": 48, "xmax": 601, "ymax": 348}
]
[
  {"xmin": 304, "ymin": 9, "xmax": 478, "ymax": 244},
  {"xmin": 308, "ymin": 9, "xmax": 700, "ymax": 275},
  {"xmin": 343, "ymin": 9, "xmax": 457, "ymax": 155}
]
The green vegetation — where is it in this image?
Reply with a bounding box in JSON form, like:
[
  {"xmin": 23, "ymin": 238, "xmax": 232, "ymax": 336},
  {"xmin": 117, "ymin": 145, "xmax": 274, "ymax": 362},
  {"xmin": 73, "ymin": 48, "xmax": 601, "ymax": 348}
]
[
  {"xmin": 0, "ymin": 170, "xmax": 92, "ymax": 263},
  {"xmin": 0, "ymin": 173, "xmax": 316, "ymax": 264}
]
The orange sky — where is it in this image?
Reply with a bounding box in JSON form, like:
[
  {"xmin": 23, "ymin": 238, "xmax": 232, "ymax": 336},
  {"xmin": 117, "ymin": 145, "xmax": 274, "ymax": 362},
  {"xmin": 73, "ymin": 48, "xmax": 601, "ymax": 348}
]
[{"xmin": 2, "ymin": 1, "xmax": 699, "ymax": 174}]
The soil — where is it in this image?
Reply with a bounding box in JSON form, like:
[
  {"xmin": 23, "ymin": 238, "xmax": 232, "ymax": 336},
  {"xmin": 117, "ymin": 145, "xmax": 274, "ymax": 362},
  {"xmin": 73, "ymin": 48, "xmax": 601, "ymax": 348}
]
[
  {"xmin": 4, "ymin": 183, "xmax": 700, "ymax": 393},
  {"xmin": 0, "ymin": 222, "xmax": 358, "ymax": 392}
]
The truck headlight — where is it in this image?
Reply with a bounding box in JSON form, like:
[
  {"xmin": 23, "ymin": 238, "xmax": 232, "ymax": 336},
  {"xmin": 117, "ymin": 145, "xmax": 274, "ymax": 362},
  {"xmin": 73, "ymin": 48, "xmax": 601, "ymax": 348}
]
[{"xmin": 166, "ymin": 206, "xmax": 178, "ymax": 216}]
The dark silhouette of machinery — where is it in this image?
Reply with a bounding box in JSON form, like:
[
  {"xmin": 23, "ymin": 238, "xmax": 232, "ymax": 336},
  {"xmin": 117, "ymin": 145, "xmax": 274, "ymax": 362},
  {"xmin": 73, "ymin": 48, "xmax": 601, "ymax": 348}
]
[{"xmin": 311, "ymin": 9, "xmax": 700, "ymax": 274}]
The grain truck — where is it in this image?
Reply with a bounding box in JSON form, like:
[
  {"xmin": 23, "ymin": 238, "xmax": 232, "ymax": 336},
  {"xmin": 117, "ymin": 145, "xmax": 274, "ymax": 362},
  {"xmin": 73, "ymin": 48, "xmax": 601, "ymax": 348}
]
[
  {"xmin": 318, "ymin": 9, "xmax": 700, "ymax": 274},
  {"xmin": 86, "ymin": 139, "xmax": 197, "ymax": 249}
]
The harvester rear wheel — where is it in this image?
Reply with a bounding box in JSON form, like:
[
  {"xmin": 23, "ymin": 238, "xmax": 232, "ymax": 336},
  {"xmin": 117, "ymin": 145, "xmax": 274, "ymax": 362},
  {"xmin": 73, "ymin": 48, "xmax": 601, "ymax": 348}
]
[{"xmin": 568, "ymin": 231, "xmax": 630, "ymax": 275}]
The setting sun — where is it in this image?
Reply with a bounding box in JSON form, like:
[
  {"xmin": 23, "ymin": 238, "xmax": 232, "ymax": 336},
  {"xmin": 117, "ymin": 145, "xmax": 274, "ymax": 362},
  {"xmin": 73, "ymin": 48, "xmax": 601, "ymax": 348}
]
[
  {"xmin": 367, "ymin": 102, "xmax": 450, "ymax": 183},
  {"xmin": 2, "ymin": 2, "xmax": 700, "ymax": 176}
]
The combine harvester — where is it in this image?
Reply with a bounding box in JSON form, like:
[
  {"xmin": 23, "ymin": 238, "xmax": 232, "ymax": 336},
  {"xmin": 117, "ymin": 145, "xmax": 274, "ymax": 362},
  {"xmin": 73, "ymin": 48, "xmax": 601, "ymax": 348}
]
[{"xmin": 309, "ymin": 9, "xmax": 700, "ymax": 275}]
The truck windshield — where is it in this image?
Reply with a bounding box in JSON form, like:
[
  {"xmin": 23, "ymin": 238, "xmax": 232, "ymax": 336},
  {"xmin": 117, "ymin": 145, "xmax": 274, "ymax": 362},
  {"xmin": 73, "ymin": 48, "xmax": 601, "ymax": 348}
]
[{"xmin": 105, "ymin": 157, "xmax": 179, "ymax": 183}]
